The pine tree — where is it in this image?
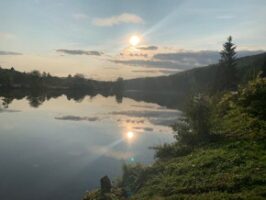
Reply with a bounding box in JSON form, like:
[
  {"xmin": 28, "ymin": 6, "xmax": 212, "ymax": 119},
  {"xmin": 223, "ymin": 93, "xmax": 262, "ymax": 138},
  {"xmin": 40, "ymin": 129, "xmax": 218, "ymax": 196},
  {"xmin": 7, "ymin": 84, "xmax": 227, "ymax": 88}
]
[
  {"xmin": 213, "ymin": 36, "xmax": 237, "ymax": 92},
  {"xmin": 220, "ymin": 36, "xmax": 237, "ymax": 89}
]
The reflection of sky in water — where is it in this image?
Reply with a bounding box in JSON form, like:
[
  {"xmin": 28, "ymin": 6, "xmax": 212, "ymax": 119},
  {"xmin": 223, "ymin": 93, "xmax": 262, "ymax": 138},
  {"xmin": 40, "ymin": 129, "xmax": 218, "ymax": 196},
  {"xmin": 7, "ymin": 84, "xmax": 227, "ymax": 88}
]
[{"xmin": 0, "ymin": 95, "xmax": 179, "ymax": 200}]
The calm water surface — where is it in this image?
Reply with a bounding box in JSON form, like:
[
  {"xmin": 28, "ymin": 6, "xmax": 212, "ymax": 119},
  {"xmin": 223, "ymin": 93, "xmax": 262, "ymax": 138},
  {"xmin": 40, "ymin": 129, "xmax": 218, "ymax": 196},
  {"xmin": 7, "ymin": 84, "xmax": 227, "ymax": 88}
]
[{"xmin": 0, "ymin": 93, "xmax": 180, "ymax": 200}]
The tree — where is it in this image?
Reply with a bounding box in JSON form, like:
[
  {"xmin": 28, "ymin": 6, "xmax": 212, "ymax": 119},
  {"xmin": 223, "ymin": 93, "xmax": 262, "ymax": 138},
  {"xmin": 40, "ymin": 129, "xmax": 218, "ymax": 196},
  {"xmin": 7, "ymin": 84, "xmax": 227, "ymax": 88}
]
[
  {"xmin": 2, "ymin": 97, "xmax": 13, "ymax": 108},
  {"xmin": 213, "ymin": 36, "xmax": 237, "ymax": 92},
  {"xmin": 29, "ymin": 70, "xmax": 42, "ymax": 88},
  {"xmin": 42, "ymin": 72, "xmax": 48, "ymax": 78},
  {"xmin": 172, "ymin": 94, "xmax": 212, "ymax": 146},
  {"xmin": 113, "ymin": 77, "xmax": 124, "ymax": 93},
  {"xmin": 74, "ymin": 73, "xmax": 85, "ymax": 79},
  {"xmin": 30, "ymin": 70, "xmax": 41, "ymax": 77}
]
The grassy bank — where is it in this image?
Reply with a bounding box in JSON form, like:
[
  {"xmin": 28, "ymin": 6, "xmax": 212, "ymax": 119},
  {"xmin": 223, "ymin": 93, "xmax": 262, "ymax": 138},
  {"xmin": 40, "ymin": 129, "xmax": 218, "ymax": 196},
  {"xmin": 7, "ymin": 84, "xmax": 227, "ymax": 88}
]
[
  {"xmin": 83, "ymin": 77, "xmax": 266, "ymax": 200},
  {"xmin": 127, "ymin": 140, "xmax": 266, "ymax": 200},
  {"xmin": 83, "ymin": 141, "xmax": 266, "ymax": 200}
]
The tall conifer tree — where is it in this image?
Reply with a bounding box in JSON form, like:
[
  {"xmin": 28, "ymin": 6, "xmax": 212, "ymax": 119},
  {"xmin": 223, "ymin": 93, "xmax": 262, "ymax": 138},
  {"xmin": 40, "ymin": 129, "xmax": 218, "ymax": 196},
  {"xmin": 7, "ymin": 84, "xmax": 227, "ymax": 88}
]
[{"xmin": 213, "ymin": 36, "xmax": 237, "ymax": 92}]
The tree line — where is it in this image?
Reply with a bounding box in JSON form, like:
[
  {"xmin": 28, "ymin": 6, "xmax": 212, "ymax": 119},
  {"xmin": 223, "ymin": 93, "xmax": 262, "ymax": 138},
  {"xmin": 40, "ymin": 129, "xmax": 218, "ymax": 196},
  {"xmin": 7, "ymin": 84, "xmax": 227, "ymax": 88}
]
[{"xmin": 0, "ymin": 67, "xmax": 125, "ymax": 94}]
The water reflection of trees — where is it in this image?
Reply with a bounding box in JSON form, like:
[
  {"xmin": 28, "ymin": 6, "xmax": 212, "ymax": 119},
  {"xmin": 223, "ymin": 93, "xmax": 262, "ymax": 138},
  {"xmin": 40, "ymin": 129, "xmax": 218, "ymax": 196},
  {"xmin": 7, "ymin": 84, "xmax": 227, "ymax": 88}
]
[
  {"xmin": 2, "ymin": 97, "xmax": 13, "ymax": 108},
  {"xmin": 0, "ymin": 89, "xmax": 186, "ymax": 110},
  {"xmin": 27, "ymin": 95, "xmax": 46, "ymax": 108},
  {"xmin": 0, "ymin": 89, "xmax": 125, "ymax": 108}
]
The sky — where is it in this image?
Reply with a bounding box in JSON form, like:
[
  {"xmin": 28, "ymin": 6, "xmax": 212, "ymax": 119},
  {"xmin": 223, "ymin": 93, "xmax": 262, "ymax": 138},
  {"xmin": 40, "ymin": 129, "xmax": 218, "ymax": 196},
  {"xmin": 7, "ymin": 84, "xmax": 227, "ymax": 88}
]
[{"xmin": 0, "ymin": 0, "xmax": 265, "ymax": 80}]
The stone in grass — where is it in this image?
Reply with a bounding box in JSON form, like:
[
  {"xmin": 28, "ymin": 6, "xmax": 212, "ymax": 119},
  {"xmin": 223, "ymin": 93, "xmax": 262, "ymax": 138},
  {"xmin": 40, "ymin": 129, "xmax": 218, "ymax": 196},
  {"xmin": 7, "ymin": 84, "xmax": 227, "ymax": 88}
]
[{"xmin": 100, "ymin": 176, "xmax": 112, "ymax": 193}]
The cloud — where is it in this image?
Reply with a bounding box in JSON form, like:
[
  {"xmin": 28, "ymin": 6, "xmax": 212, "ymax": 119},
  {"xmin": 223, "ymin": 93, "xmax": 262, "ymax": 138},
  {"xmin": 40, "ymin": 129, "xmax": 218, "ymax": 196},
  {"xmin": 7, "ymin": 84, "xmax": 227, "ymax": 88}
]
[
  {"xmin": 137, "ymin": 46, "xmax": 158, "ymax": 51},
  {"xmin": 90, "ymin": 146, "xmax": 133, "ymax": 160},
  {"xmin": 110, "ymin": 50, "xmax": 264, "ymax": 70},
  {"xmin": 120, "ymin": 52, "xmax": 148, "ymax": 58},
  {"xmin": 111, "ymin": 110, "xmax": 180, "ymax": 126},
  {"xmin": 0, "ymin": 51, "xmax": 22, "ymax": 55},
  {"xmin": 110, "ymin": 59, "xmax": 193, "ymax": 69},
  {"xmin": 133, "ymin": 126, "xmax": 154, "ymax": 132},
  {"xmin": 153, "ymin": 50, "xmax": 220, "ymax": 66},
  {"xmin": 130, "ymin": 105, "xmax": 159, "ymax": 109},
  {"xmin": 56, "ymin": 49, "xmax": 103, "ymax": 56},
  {"xmin": 92, "ymin": 13, "xmax": 144, "ymax": 26},
  {"xmin": 129, "ymin": 53, "xmax": 148, "ymax": 58},
  {"xmin": 111, "ymin": 50, "xmax": 264, "ymax": 70},
  {"xmin": 55, "ymin": 115, "xmax": 99, "ymax": 121},
  {"xmin": 117, "ymin": 119, "xmax": 145, "ymax": 124},
  {"xmin": 132, "ymin": 69, "xmax": 179, "ymax": 74},
  {"xmin": 154, "ymin": 50, "xmax": 265, "ymax": 66},
  {"xmin": 111, "ymin": 110, "xmax": 179, "ymax": 118}
]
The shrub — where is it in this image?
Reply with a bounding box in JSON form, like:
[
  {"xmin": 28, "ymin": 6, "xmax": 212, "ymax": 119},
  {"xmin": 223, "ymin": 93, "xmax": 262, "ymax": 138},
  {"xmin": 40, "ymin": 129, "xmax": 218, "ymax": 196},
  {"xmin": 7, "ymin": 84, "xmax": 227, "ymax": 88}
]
[{"xmin": 214, "ymin": 77, "xmax": 266, "ymax": 139}]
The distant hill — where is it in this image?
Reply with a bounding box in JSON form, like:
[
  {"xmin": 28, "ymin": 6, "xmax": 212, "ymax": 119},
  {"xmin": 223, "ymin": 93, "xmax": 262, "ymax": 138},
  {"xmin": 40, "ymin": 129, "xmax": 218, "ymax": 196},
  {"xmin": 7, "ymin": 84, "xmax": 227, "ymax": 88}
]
[{"xmin": 124, "ymin": 53, "xmax": 266, "ymax": 96}]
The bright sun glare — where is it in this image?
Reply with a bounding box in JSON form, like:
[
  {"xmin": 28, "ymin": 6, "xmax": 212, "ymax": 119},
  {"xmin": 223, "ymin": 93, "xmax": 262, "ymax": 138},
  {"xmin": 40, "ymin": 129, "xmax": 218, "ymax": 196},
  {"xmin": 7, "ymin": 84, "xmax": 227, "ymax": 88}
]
[
  {"xmin": 129, "ymin": 35, "xmax": 140, "ymax": 46},
  {"xmin": 127, "ymin": 131, "xmax": 134, "ymax": 139}
]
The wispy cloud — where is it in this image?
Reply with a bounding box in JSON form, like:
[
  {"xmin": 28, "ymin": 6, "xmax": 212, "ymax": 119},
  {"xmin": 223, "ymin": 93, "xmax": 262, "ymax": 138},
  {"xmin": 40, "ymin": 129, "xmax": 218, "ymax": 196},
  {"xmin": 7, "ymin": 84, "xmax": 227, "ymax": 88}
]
[
  {"xmin": 56, "ymin": 49, "xmax": 103, "ymax": 56},
  {"xmin": 0, "ymin": 50, "xmax": 22, "ymax": 55},
  {"xmin": 92, "ymin": 13, "xmax": 144, "ymax": 26},
  {"xmin": 137, "ymin": 46, "xmax": 158, "ymax": 51},
  {"xmin": 153, "ymin": 50, "xmax": 220, "ymax": 66},
  {"xmin": 128, "ymin": 53, "xmax": 148, "ymax": 58},
  {"xmin": 110, "ymin": 59, "xmax": 181, "ymax": 69},
  {"xmin": 111, "ymin": 110, "xmax": 180, "ymax": 126},
  {"xmin": 132, "ymin": 69, "xmax": 179, "ymax": 74},
  {"xmin": 154, "ymin": 50, "xmax": 265, "ymax": 65},
  {"xmin": 133, "ymin": 126, "xmax": 154, "ymax": 132},
  {"xmin": 111, "ymin": 50, "xmax": 264, "ymax": 70}
]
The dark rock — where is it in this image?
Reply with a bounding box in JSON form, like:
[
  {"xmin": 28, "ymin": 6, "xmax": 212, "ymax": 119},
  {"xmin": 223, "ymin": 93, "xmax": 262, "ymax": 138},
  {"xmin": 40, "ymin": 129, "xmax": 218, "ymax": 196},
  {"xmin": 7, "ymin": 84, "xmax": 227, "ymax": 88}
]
[{"xmin": 100, "ymin": 176, "xmax": 112, "ymax": 193}]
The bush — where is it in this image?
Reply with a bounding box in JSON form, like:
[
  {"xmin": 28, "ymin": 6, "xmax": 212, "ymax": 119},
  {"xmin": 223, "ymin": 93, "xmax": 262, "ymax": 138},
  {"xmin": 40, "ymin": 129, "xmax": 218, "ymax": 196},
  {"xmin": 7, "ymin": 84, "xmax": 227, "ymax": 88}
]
[
  {"xmin": 213, "ymin": 77, "xmax": 266, "ymax": 139},
  {"xmin": 152, "ymin": 143, "xmax": 193, "ymax": 160},
  {"xmin": 172, "ymin": 95, "xmax": 213, "ymax": 146}
]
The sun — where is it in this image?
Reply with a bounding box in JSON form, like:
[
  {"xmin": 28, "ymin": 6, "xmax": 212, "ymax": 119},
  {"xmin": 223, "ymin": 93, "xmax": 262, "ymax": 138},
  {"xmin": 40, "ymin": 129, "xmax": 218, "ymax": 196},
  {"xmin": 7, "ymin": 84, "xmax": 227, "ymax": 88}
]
[
  {"xmin": 129, "ymin": 35, "xmax": 140, "ymax": 46},
  {"xmin": 127, "ymin": 131, "xmax": 134, "ymax": 139}
]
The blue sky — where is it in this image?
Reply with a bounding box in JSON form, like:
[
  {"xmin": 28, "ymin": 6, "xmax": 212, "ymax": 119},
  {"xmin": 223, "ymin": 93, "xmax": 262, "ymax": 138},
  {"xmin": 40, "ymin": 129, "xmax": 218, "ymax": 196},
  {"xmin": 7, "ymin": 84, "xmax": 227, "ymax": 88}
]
[{"xmin": 0, "ymin": 0, "xmax": 265, "ymax": 80}]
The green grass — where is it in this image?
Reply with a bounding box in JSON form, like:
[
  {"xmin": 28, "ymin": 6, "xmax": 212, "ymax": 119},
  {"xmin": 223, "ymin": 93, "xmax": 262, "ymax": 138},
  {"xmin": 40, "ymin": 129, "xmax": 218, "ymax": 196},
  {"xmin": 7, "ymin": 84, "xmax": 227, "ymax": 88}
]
[
  {"xmin": 83, "ymin": 140, "xmax": 266, "ymax": 200},
  {"xmin": 130, "ymin": 141, "xmax": 266, "ymax": 200}
]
